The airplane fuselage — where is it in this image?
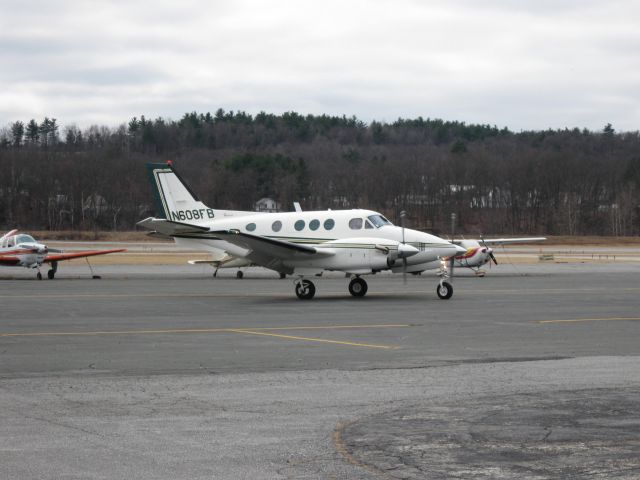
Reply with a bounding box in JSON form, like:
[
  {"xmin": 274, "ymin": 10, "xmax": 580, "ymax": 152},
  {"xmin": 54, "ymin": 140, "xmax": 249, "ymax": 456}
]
[{"xmin": 171, "ymin": 208, "xmax": 460, "ymax": 275}]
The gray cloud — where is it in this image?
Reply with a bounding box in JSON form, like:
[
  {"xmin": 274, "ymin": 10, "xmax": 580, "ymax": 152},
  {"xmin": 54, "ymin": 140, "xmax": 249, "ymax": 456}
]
[{"xmin": 1, "ymin": 0, "xmax": 639, "ymax": 131}]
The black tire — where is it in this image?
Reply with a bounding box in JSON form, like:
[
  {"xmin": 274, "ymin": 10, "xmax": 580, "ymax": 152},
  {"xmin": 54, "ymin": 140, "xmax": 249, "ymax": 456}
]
[
  {"xmin": 436, "ymin": 281, "xmax": 453, "ymax": 300},
  {"xmin": 47, "ymin": 269, "xmax": 55, "ymax": 279},
  {"xmin": 348, "ymin": 277, "xmax": 368, "ymax": 297},
  {"xmin": 236, "ymin": 271, "xmax": 244, "ymax": 279},
  {"xmin": 279, "ymin": 272, "xmax": 286, "ymax": 279},
  {"xmin": 295, "ymin": 280, "xmax": 315, "ymax": 300}
]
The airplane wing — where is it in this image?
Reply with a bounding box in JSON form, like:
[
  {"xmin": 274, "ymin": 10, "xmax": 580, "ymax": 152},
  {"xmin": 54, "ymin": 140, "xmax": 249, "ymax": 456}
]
[
  {"xmin": 0, "ymin": 254, "xmax": 21, "ymax": 266},
  {"xmin": 43, "ymin": 249, "xmax": 126, "ymax": 263},
  {"xmin": 211, "ymin": 230, "xmax": 334, "ymax": 271},
  {"xmin": 480, "ymin": 237, "xmax": 547, "ymax": 246}
]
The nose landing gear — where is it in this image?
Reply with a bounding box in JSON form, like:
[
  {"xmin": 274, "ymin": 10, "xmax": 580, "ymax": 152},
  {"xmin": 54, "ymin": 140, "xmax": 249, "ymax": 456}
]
[{"xmin": 436, "ymin": 281, "xmax": 453, "ymax": 299}]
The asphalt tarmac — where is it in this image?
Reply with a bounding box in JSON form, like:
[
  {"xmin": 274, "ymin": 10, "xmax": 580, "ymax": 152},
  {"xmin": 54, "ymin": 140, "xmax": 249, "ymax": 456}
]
[{"xmin": 1, "ymin": 261, "xmax": 639, "ymax": 479}]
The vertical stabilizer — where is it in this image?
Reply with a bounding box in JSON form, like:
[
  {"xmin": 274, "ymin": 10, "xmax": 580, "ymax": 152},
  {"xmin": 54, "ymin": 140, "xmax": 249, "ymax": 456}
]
[{"xmin": 146, "ymin": 162, "xmax": 253, "ymax": 223}]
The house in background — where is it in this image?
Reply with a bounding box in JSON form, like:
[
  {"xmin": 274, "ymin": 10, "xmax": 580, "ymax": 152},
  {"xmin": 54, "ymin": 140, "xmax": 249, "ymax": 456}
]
[{"xmin": 255, "ymin": 197, "xmax": 280, "ymax": 212}]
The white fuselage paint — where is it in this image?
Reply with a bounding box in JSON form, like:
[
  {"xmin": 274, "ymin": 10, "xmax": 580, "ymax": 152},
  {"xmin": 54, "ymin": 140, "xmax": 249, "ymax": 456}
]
[{"xmin": 173, "ymin": 208, "xmax": 461, "ymax": 275}]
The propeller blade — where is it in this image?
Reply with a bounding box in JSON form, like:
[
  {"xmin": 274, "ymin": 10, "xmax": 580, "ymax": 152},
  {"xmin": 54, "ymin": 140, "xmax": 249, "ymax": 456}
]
[
  {"xmin": 400, "ymin": 211, "xmax": 407, "ymax": 284},
  {"xmin": 403, "ymin": 257, "xmax": 407, "ymax": 285},
  {"xmin": 489, "ymin": 251, "xmax": 498, "ymax": 265}
]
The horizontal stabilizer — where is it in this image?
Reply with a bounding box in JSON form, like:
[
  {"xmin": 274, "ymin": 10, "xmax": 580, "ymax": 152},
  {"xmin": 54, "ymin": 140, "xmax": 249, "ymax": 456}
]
[{"xmin": 137, "ymin": 217, "xmax": 210, "ymax": 237}]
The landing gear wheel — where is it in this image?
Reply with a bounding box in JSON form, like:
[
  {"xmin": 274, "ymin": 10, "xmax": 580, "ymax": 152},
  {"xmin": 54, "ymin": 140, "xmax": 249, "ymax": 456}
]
[
  {"xmin": 348, "ymin": 277, "xmax": 368, "ymax": 297},
  {"xmin": 236, "ymin": 271, "xmax": 244, "ymax": 279},
  {"xmin": 47, "ymin": 269, "xmax": 55, "ymax": 279},
  {"xmin": 279, "ymin": 272, "xmax": 286, "ymax": 279},
  {"xmin": 436, "ymin": 281, "xmax": 453, "ymax": 300},
  {"xmin": 295, "ymin": 280, "xmax": 316, "ymax": 300},
  {"xmin": 37, "ymin": 272, "xmax": 43, "ymax": 280}
]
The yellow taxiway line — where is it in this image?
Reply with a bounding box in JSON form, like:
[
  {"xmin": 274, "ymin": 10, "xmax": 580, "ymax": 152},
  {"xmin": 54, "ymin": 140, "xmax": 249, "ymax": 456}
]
[
  {"xmin": 538, "ymin": 316, "xmax": 640, "ymax": 324},
  {"xmin": 0, "ymin": 324, "xmax": 409, "ymax": 349},
  {"xmin": 226, "ymin": 329, "xmax": 395, "ymax": 349}
]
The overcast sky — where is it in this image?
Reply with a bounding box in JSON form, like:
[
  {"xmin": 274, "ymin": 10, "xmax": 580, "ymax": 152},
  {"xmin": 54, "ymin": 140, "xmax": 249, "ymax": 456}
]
[{"xmin": 1, "ymin": 0, "xmax": 639, "ymax": 132}]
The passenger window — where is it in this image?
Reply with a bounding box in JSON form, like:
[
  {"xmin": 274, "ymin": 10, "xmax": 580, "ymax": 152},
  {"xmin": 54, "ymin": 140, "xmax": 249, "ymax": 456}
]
[
  {"xmin": 294, "ymin": 220, "xmax": 305, "ymax": 231},
  {"xmin": 324, "ymin": 218, "xmax": 335, "ymax": 230},
  {"xmin": 246, "ymin": 223, "xmax": 256, "ymax": 232},
  {"xmin": 349, "ymin": 218, "xmax": 363, "ymax": 230},
  {"xmin": 272, "ymin": 220, "xmax": 282, "ymax": 232},
  {"xmin": 309, "ymin": 219, "xmax": 320, "ymax": 231}
]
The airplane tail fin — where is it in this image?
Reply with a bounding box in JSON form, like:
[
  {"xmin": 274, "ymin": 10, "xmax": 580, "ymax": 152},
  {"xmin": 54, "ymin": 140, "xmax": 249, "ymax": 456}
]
[{"xmin": 146, "ymin": 162, "xmax": 252, "ymax": 224}]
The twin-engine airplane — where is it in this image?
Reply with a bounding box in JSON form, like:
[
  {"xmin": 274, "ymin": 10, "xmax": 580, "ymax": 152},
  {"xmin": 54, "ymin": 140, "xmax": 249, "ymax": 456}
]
[
  {"xmin": 138, "ymin": 162, "xmax": 467, "ymax": 300},
  {"xmin": 0, "ymin": 230, "xmax": 126, "ymax": 279},
  {"xmin": 447, "ymin": 237, "xmax": 546, "ymax": 276}
]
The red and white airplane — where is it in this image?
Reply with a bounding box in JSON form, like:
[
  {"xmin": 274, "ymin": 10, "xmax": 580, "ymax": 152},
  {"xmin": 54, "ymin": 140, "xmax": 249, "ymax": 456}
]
[
  {"xmin": 0, "ymin": 230, "xmax": 126, "ymax": 279},
  {"xmin": 444, "ymin": 237, "xmax": 546, "ymax": 276}
]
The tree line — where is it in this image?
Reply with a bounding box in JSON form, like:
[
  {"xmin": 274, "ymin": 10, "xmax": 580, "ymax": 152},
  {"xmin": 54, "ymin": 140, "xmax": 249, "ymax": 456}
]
[{"xmin": 1, "ymin": 111, "xmax": 639, "ymax": 236}]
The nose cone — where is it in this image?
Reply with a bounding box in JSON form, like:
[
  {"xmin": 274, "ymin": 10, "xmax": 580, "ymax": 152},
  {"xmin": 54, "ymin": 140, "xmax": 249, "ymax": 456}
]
[
  {"xmin": 455, "ymin": 244, "xmax": 467, "ymax": 255},
  {"xmin": 397, "ymin": 243, "xmax": 419, "ymax": 258}
]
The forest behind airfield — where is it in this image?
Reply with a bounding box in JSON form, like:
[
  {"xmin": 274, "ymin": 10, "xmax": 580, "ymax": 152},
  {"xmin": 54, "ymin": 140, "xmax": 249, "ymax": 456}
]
[{"xmin": 1, "ymin": 111, "xmax": 639, "ymax": 236}]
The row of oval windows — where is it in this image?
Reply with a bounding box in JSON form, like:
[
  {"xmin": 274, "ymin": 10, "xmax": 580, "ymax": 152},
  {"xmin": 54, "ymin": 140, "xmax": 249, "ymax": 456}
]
[{"xmin": 246, "ymin": 219, "xmax": 336, "ymax": 233}]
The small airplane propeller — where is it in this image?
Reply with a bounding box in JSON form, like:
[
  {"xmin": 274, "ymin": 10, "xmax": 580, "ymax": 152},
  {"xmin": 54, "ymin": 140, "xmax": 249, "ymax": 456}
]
[{"xmin": 480, "ymin": 238, "xmax": 498, "ymax": 265}]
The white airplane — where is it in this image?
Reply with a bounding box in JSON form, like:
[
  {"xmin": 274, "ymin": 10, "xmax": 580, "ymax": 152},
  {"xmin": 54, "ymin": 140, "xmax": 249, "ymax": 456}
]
[
  {"xmin": 0, "ymin": 230, "xmax": 126, "ymax": 279},
  {"xmin": 137, "ymin": 162, "xmax": 467, "ymax": 300},
  {"xmin": 443, "ymin": 237, "xmax": 547, "ymax": 276}
]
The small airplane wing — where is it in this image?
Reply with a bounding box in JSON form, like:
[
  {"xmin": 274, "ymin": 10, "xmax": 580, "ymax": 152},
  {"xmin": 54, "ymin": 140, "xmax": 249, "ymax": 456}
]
[
  {"xmin": 211, "ymin": 230, "xmax": 334, "ymax": 271},
  {"xmin": 480, "ymin": 237, "xmax": 547, "ymax": 246},
  {"xmin": 0, "ymin": 254, "xmax": 21, "ymax": 266},
  {"xmin": 43, "ymin": 249, "xmax": 126, "ymax": 263}
]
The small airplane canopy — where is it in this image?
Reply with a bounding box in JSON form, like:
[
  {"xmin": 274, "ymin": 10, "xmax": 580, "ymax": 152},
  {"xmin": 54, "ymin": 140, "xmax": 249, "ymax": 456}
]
[{"xmin": 16, "ymin": 234, "xmax": 37, "ymax": 244}]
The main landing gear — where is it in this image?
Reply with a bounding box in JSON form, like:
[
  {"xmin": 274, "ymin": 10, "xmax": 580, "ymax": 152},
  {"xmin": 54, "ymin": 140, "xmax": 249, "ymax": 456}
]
[
  {"xmin": 295, "ymin": 279, "xmax": 316, "ymax": 300},
  {"xmin": 348, "ymin": 277, "xmax": 368, "ymax": 297},
  {"xmin": 294, "ymin": 276, "xmax": 370, "ymax": 300},
  {"xmin": 48, "ymin": 261, "xmax": 58, "ymax": 279}
]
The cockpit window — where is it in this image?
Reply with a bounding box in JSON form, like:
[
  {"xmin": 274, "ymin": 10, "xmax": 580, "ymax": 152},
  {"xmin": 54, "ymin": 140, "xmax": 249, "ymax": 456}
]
[
  {"xmin": 349, "ymin": 218, "xmax": 363, "ymax": 230},
  {"xmin": 365, "ymin": 220, "xmax": 374, "ymax": 229},
  {"xmin": 16, "ymin": 234, "xmax": 36, "ymax": 244},
  {"xmin": 367, "ymin": 215, "xmax": 393, "ymax": 228}
]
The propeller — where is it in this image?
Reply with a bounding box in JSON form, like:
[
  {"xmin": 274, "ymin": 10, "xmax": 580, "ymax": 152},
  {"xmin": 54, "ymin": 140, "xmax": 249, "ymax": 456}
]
[
  {"xmin": 448, "ymin": 213, "xmax": 456, "ymax": 282},
  {"xmin": 400, "ymin": 210, "xmax": 407, "ymax": 284},
  {"xmin": 480, "ymin": 238, "xmax": 498, "ymax": 265}
]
